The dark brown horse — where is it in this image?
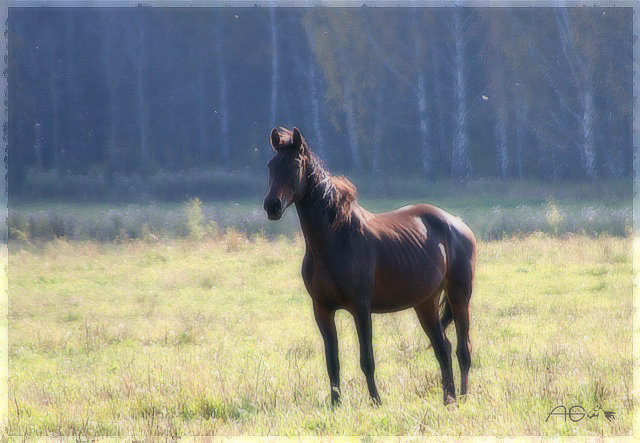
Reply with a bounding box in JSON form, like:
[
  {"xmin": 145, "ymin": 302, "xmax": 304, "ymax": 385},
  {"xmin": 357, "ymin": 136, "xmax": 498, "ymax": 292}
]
[{"xmin": 263, "ymin": 127, "xmax": 476, "ymax": 406}]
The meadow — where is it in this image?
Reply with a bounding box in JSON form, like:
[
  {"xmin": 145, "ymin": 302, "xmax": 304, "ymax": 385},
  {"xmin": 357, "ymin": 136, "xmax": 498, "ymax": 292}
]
[
  {"xmin": 7, "ymin": 232, "xmax": 633, "ymax": 437},
  {"xmin": 5, "ymin": 179, "xmax": 634, "ymax": 437}
]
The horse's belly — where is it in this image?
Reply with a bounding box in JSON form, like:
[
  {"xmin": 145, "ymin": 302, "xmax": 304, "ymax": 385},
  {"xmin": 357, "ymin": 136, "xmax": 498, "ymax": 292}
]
[{"xmin": 371, "ymin": 254, "xmax": 445, "ymax": 313}]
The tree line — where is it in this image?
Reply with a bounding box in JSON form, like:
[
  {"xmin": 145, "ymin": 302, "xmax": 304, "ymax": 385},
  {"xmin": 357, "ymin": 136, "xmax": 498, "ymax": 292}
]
[{"xmin": 8, "ymin": 6, "xmax": 632, "ymax": 192}]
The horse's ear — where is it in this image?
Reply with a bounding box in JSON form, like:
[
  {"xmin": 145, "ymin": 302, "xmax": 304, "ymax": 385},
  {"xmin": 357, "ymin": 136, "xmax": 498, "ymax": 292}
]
[
  {"xmin": 270, "ymin": 127, "xmax": 279, "ymax": 150},
  {"xmin": 292, "ymin": 127, "xmax": 303, "ymax": 151}
]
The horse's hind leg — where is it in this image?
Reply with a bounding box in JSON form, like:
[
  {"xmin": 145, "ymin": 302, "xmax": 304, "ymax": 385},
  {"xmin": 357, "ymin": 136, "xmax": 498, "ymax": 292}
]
[
  {"xmin": 414, "ymin": 297, "xmax": 456, "ymax": 405},
  {"xmin": 446, "ymin": 264, "xmax": 474, "ymax": 396}
]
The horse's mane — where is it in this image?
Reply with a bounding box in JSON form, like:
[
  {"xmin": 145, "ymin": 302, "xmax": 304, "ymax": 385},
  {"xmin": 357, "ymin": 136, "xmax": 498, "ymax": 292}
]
[
  {"xmin": 305, "ymin": 146, "xmax": 358, "ymax": 229},
  {"xmin": 275, "ymin": 127, "xmax": 358, "ymax": 228},
  {"xmin": 327, "ymin": 175, "xmax": 358, "ymax": 227}
]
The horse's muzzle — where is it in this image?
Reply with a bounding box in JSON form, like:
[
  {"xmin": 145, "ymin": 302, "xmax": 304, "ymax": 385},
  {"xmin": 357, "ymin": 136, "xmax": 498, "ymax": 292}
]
[{"xmin": 264, "ymin": 197, "xmax": 283, "ymax": 220}]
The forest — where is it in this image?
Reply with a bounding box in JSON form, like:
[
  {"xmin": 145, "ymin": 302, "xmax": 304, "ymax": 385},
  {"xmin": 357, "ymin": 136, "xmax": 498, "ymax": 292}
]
[{"xmin": 7, "ymin": 6, "xmax": 633, "ymax": 200}]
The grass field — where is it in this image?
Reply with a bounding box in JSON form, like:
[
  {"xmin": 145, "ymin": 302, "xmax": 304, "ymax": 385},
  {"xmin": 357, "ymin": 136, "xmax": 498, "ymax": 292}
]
[{"xmin": 6, "ymin": 233, "xmax": 632, "ymax": 437}]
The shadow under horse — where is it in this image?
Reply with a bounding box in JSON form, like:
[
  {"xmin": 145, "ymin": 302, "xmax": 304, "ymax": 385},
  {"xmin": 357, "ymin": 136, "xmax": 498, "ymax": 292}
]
[{"xmin": 263, "ymin": 127, "xmax": 476, "ymax": 406}]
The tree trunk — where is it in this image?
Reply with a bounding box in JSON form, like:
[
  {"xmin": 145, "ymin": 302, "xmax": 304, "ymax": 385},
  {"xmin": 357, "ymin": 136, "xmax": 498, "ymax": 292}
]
[
  {"xmin": 451, "ymin": 10, "xmax": 471, "ymax": 179},
  {"xmin": 63, "ymin": 10, "xmax": 76, "ymax": 167},
  {"xmin": 197, "ymin": 52, "xmax": 208, "ymax": 163},
  {"xmin": 303, "ymin": 22, "xmax": 327, "ymax": 159},
  {"xmin": 34, "ymin": 122, "xmax": 42, "ymax": 169},
  {"xmin": 136, "ymin": 16, "xmax": 148, "ymax": 168},
  {"xmin": 215, "ymin": 17, "xmax": 231, "ymax": 171},
  {"xmin": 343, "ymin": 82, "xmax": 360, "ymax": 171},
  {"xmin": 416, "ymin": 71, "xmax": 431, "ymax": 177},
  {"xmin": 102, "ymin": 15, "xmax": 118, "ymax": 174},
  {"xmin": 490, "ymin": 46, "xmax": 510, "ymax": 178},
  {"xmin": 515, "ymin": 103, "xmax": 527, "ymax": 179},
  {"xmin": 580, "ymin": 88, "xmax": 596, "ymax": 178},
  {"xmin": 495, "ymin": 105, "xmax": 509, "ymax": 178},
  {"xmin": 270, "ymin": 8, "xmax": 279, "ymax": 128},
  {"xmin": 371, "ymin": 76, "xmax": 385, "ymax": 175},
  {"xmin": 430, "ymin": 44, "xmax": 447, "ymax": 177},
  {"xmin": 308, "ymin": 63, "xmax": 327, "ymax": 160},
  {"xmin": 49, "ymin": 51, "xmax": 61, "ymax": 169},
  {"xmin": 555, "ymin": 8, "xmax": 596, "ymax": 178}
]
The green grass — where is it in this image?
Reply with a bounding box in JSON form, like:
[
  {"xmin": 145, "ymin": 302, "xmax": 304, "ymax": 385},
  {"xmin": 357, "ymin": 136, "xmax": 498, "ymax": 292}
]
[{"xmin": 6, "ymin": 234, "xmax": 632, "ymax": 437}]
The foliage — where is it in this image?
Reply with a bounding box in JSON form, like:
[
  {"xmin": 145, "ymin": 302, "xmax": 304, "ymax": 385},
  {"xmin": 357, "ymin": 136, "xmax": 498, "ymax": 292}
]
[
  {"xmin": 5, "ymin": 180, "xmax": 631, "ymax": 243},
  {"xmin": 8, "ymin": 7, "xmax": 632, "ymax": 196},
  {"xmin": 185, "ymin": 197, "xmax": 206, "ymax": 241},
  {"xmin": 545, "ymin": 198, "xmax": 564, "ymax": 236}
]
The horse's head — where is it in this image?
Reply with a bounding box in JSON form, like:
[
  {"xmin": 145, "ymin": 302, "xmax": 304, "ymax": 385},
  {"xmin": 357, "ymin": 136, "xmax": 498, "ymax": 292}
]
[{"xmin": 263, "ymin": 127, "xmax": 309, "ymax": 220}]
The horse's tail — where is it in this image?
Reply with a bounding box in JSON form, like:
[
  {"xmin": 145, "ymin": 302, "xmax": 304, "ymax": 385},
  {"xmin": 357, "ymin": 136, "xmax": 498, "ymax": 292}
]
[
  {"xmin": 439, "ymin": 291, "xmax": 453, "ymax": 332},
  {"xmin": 425, "ymin": 290, "xmax": 453, "ymax": 350}
]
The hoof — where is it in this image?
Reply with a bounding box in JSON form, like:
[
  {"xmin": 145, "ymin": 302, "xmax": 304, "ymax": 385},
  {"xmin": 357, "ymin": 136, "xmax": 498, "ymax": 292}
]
[
  {"xmin": 330, "ymin": 387, "xmax": 341, "ymax": 408},
  {"xmin": 443, "ymin": 394, "xmax": 456, "ymax": 406}
]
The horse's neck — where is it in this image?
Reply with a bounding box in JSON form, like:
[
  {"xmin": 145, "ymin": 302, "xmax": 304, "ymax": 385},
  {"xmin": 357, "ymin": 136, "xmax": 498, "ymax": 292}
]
[{"xmin": 294, "ymin": 168, "xmax": 345, "ymax": 257}]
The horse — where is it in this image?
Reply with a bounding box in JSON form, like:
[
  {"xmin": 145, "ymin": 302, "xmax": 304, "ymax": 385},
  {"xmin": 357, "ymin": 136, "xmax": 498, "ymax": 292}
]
[{"xmin": 263, "ymin": 127, "xmax": 476, "ymax": 406}]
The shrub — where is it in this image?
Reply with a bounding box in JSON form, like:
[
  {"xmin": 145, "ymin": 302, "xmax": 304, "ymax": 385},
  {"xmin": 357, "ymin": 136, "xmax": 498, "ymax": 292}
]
[
  {"xmin": 545, "ymin": 198, "xmax": 564, "ymax": 235},
  {"xmin": 185, "ymin": 197, "xmax": 206, "ymax": 241}
]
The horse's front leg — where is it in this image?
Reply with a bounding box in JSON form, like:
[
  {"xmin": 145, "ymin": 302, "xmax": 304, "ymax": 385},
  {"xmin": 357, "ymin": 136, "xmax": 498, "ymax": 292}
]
[
  {"xmin": 313, "ymin": 301, "xmax": 341, "ymax": 406},
  {"xmin": 353, "ymin": 304, "xmax": 382, "ymax": 405}
]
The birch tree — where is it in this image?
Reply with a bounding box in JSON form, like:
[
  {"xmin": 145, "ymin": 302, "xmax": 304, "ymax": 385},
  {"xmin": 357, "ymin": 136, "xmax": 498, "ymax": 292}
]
[
  {"xmin": 215, "ymin": 12, "xmax": 231, "ymax": 171},
  {"xmin": 450, "ymin": 8, "xmax": 472, "ymax": 179}
]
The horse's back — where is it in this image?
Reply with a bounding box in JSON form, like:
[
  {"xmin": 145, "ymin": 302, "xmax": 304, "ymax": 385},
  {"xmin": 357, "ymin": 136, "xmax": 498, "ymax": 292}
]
[{"xmin": 366, "ymin": 203, "xmax": 475, "ymax": 311}]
